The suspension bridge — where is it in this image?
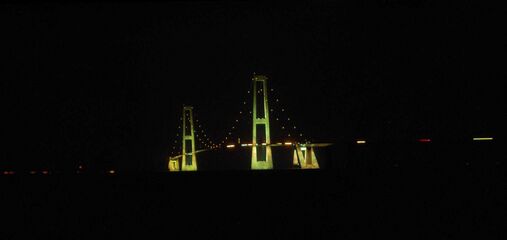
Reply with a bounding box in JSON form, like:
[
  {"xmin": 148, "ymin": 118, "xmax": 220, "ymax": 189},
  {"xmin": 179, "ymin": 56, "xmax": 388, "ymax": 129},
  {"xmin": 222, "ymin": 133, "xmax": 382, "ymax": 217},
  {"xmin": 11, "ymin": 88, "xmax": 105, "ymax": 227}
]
[
  {"xmin": 0, "ymin": 71, "xmax": 497, "ymax": 175},
  {"xmin": 167, "ymin": 73, "xmax": 333, "ymax": 171}
]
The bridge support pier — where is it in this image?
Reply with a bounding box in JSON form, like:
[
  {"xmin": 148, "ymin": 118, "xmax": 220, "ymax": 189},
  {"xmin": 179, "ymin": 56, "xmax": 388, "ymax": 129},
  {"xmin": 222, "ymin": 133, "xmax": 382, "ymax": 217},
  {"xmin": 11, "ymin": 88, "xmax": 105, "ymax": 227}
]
[
  {"xmin": 168, "ymin": 158, "xmax": 180, "ymax": 171},
  {"xmin": 293, "ymin": 144, "xmax": 319, "ymax": 169}
]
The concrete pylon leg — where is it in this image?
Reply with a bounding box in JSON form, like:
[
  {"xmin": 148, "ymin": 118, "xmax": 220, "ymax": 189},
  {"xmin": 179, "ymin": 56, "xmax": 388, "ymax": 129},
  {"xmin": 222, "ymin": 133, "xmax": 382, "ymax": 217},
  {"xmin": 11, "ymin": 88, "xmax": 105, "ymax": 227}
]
[
  {"xmin": 293, "ymin": 148, "xmax": 300, "ymax": 167},
  {"xmin": 298, "ymin": 145, "xmax": 320, "ymax": 169},
  {"xmin": 307, "ymin": 147, "xmax": 319, "ymax": 169}
]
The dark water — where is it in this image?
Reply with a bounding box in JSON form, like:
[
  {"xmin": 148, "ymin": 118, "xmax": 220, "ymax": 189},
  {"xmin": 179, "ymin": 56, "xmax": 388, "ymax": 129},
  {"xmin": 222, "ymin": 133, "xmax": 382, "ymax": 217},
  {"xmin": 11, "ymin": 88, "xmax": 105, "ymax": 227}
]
[{"xmin": 1, "ymin": 141, "xmax": 503, "ymax": 238}]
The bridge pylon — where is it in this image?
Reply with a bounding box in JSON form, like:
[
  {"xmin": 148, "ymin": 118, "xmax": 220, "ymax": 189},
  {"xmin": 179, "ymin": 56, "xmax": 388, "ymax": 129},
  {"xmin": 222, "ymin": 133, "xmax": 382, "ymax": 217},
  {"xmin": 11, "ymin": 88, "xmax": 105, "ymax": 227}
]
[
  {"xmin": 181, "ymin": 105, "xmax": 197, "ymax": 171},
  {"xmin": 251, "ymin": 73, "xmax": 273, "ymax": 170}
]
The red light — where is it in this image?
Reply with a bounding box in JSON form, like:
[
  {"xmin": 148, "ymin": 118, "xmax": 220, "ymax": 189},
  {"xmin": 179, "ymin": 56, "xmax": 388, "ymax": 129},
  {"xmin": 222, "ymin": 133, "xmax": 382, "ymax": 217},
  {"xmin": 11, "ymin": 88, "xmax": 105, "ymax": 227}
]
[
  {"xmin": 2, "ymin": 171, "xmax": 9, "ymax": 175},
  {"xmin": 42, "ymin": 170, "xmax": 49, "ymax": 175},
  {"xmin": 418, "ymin": 138, "xmax": 431, "ymax": 143}
]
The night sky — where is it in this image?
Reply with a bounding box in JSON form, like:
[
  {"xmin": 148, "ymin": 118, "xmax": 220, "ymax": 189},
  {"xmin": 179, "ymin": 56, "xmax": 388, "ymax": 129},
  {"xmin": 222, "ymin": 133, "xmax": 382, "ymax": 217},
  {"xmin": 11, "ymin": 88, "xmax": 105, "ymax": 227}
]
[{"xmin": 2, "ymin": 3, "xmax": 503, "ymax": 172}]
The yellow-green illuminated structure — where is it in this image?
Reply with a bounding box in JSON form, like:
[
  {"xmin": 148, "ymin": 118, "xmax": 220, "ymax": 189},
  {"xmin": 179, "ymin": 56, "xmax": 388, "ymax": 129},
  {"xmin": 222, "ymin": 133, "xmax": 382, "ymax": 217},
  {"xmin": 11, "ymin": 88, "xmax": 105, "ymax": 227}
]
[
  {"xmin": 181, "ymin": 106, "xmax": 197, "ymax": 171},
  {"xmin": 251, "ymin": 74, "xmax": 273, "ymax": 169},
  {"xmin": 168, "ymin": 158, "xmax": 180, "ymax": 171},
  {"xmin": 293, "ymin": 144, "xmax": 319, "ymax": 169}
]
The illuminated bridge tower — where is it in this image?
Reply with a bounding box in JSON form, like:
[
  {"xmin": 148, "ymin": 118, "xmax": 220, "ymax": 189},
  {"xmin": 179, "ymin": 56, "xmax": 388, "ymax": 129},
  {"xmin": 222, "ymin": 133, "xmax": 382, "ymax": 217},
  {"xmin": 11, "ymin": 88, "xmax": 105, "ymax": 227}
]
[
  {"xmin": 181, "ymin": 105, "xmax": 197, "ymax": 171},
  {"xmin": 251, "ymin": 74, "xmax": 273, "ymax": 170}
]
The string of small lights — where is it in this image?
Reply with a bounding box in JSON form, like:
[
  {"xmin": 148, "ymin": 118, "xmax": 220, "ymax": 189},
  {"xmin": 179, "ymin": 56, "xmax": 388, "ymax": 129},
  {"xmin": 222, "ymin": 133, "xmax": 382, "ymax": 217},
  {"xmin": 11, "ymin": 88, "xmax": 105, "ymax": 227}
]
[
  {"xmin": 169, "ymin": 117, "xmax": 182, "ymax": 157},
  {"xmin": 267, "ymin": 86, "xmax": 309, "ymax": 144},
  {"xmin": 169, "ymin": 80, "xmax": 311, "ymax": 155},
  {"xmin": 193, "ymin": 113, "xmax": 219, "ymax": 150},
  {"xmin": 169, "ymin": 110, "xmax": 221, "ymax": 158},
  {"xmin": 215, "ymin": 82, "xmax": 310, "ymax": 147},
  {"xmin": 218, "ymin": 89, "xmax": 252, "ymax": 147}
]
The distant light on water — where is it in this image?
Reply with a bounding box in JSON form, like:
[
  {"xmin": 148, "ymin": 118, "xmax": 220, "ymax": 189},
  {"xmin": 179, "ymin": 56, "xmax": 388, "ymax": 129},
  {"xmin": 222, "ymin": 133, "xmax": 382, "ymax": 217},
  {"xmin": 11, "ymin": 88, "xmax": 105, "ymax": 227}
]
[
  {"xmin": 473, "ymin": 137, "xmax": 493, "ymax": 141},
  {"xmin": 356, "ymin": 140, "xmax": 366, "ymax": 144},
  {"xmin": 418, "ymin": 138, "xmax": 431, "ymax": 143}
]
